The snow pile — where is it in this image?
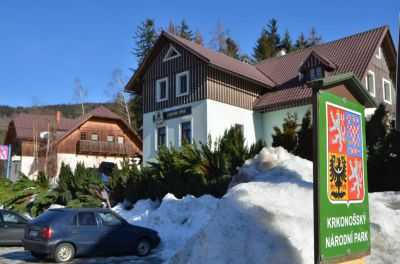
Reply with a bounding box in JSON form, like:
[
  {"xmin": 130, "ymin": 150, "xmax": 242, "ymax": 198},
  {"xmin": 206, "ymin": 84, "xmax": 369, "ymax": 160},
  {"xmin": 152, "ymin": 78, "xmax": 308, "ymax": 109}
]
[
  {"xmin": 113, "ymin": 194, "xmax": 218, "ymax": 260},
  {"xmin": 367, "ymin": 192, "xmax": 400, "ymax": 264},
  {"xmin": 169, "ymin": 147, "xmax": 314, "ymax": 264},
  {"xmin": 114, "ymin": 147, "xmax": 400, "ymax": 263}
]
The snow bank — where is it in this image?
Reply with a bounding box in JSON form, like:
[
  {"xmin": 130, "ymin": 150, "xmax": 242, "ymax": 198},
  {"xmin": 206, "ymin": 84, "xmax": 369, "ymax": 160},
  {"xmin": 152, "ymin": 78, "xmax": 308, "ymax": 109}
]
[
  {"xmin": 114, "ymin": 147, "xmax": 400, "ymax": 263},
  {"xmin": 113, "ymin": 194, "xmax": 218, "ymax": 260},
  {"xmin": 367, "ymin": 192, "xmax": 400, "ymax": 264},
  {"xmin": 170, "ymin": 147, "xmax": 314, "ymax": 264}
]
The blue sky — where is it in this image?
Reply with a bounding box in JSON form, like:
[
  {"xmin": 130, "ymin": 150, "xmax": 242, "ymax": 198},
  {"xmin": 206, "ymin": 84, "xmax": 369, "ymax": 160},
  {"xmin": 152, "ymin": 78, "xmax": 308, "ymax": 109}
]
[{"xmin": 0, "ymin": 0, "xmax": 399, "ymax": 107}]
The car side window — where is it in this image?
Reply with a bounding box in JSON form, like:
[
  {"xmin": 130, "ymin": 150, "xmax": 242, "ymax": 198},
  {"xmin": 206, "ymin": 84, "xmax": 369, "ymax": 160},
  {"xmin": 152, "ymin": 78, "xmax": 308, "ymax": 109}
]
[
  {"xmin": 70, "ymin": 214, "xmax": 78, "ymax": 226},
  {"xmin": 97, "ymin": 212, "xmax": 122, "ymax": 226},
  {"xmin": 3, "ymin": 212, "xmax": 22, "ymax": 224},
  {"xmin": 78, "ymin": 212, "xmax": 97, "ymax": 227}
]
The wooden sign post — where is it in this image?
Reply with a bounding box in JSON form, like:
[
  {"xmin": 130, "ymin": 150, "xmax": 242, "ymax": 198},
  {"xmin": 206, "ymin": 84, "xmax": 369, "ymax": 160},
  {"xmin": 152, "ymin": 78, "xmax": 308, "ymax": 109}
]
[{"xmin": 313, "ymin": 90, "xmax": 371, "ymax": 264}]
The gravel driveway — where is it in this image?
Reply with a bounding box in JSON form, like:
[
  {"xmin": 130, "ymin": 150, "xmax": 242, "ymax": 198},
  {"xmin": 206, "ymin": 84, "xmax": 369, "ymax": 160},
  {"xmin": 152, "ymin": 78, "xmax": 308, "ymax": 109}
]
[{"xmin": 0, "ymin": 247, "xmax": 163, "ymax": 264}]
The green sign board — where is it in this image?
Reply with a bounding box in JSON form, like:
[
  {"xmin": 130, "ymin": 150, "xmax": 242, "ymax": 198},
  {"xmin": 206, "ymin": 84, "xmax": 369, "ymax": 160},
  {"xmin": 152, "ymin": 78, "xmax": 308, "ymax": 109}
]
[{"xmin": 316, "ymin": 91, "xmax": 370, "ymax": 263}]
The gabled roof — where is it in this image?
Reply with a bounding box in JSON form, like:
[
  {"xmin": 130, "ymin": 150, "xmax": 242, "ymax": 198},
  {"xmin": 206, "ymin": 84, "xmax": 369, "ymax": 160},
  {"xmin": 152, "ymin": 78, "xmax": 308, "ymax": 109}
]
[
  {"xmin": 125, "ymin": 31, "xmax": 276, "ymax": 92},
  {"xmin": 254, "ymin": 26, "xmax": 397, "ymax": 111},
  {"xmin": 11, "ymin": 113, "xmax": 76, "ymax": 139},
  {"xmin": 298, "ymin": 51, "xmax": 337, "ymax": 72},
  {"xmin": 54, "ymin": 106, "xmax": 141, "ymax": 145}
]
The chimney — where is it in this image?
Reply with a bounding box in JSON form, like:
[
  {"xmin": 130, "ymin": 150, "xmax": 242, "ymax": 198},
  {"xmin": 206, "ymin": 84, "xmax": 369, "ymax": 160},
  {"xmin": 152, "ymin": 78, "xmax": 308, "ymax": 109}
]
[
  {"xmin": 275, "ymin": 43, "xmax": 287, "ymax": 57},
  {"xmin": 56, "ymin": 111, "xmax": 62, "ymax": 122}
]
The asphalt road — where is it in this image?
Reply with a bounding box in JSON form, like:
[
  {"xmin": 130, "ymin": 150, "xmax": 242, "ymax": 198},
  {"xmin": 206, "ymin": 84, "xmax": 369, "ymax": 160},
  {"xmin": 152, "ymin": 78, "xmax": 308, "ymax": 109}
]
[{"xmin": 0, "ymin": 247, "xmax": 163, "ymax": 264}]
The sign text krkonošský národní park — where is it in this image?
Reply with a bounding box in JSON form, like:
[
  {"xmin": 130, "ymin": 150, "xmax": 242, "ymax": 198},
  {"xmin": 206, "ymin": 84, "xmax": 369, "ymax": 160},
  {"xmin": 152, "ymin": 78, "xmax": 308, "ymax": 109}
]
[{"xmin": 316, "ymin": 91, "xmax": 371, "ymax": 263}]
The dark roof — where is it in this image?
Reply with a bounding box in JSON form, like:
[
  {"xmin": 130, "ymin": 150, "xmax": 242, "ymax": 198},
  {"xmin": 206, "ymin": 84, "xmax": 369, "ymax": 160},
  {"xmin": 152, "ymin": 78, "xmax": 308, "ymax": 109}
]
[
  {"xmin": 125, "ymin": 32, "xmax": 276, "ymax": 92},
  {"xmin": 254, "ymin": 26, "xmax": 395, "ymax": 111},
  {"xmin": 12, "ymin": 113, "xmax": 76, "ymax": 139}
]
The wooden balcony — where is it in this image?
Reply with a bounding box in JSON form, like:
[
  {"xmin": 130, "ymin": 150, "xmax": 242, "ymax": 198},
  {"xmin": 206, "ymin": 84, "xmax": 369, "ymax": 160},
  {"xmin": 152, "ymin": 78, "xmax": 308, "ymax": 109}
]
[{"xmin": 78, "ymin": 140, "xmax": 135, "ymax": 156}]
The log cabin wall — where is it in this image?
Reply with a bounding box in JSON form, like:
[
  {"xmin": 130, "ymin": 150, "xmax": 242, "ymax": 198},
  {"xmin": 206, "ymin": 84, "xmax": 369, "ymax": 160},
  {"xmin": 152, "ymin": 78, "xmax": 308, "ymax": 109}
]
[
  {"xmin": 57, "ymin": 118, "xmax": 141, "ymax": 156},
  {"xmin": 142, "ymin": 39, "xmax": 208, "ymax": 113}
]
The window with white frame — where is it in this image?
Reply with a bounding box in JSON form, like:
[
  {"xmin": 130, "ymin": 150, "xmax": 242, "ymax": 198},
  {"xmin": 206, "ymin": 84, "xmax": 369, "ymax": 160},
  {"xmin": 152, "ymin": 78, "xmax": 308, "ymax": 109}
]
[
  {"xmin": 308, "ymin": 66, "xmax": 323, "ymax": 81},
  {"xmin": 382, "ymin": 78, "xmax": 392, "ymax": 104},
  {"xmin": 117, "ymin": 136, "xmax": 125, "ymax": 144},
  {"xmin": 163, "ymin": 45, "xmax": 181, "ymax": 62},
  {"xmin": 365, "ymin": 71, "xmax": 376, "ymax": 96},
  {"xmin": 176, "ymin": 71, "xmax": 189, "ymax": 96},
  {"xmin": 375, "ymin": 47, "xmax": 382, "ymax": 59},
  {"xmin": 156, "ymin": 77, "xmax": 168, "ymax": 102},
  {"xmin": 107, "ymin": 135, "xmax": 114, "ymax": 142}
]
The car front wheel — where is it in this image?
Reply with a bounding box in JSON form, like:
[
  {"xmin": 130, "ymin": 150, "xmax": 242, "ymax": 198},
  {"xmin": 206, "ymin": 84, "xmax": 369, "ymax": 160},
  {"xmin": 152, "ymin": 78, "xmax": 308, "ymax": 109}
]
[
  {"xmin": 135, "ymin": 238, "xmax": 151, "ymax": 257},
  {"xmin": 54, "ymin": 243, "xmax": 75, "ymax": 263}
]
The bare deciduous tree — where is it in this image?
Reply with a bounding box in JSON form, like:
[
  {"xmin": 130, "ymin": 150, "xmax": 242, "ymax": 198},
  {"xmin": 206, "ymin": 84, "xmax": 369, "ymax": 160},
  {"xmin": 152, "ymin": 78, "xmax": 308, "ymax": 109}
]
[
  {"xmin": 209, "ymin": 20, "xmax": 229, "ymax": 52},
  {"xmin": 106, "ymin": 68, "xmax": 132, "ymax": 126},
  {"xmin": 73, "ymin": 79, "xmax": 88, "ymax": 116}
]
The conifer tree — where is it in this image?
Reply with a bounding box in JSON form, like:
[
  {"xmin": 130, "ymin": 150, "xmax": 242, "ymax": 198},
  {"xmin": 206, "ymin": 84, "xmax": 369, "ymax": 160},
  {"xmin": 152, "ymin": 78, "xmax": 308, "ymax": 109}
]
[
  {"xmin": 294, "ymin": 33, "xmax": 308, "ymax": 50},
  {"xmin": 194, "ymin": 28, "xmax": 204, "ymax": 46},
  {"xmin": 253, "ymin": 29, "xmax": 274, "ymax": 61},
  {"xmin": 282, "ymin": 29, "xmax": 293, "ymax": 52},
  {"xmin": 223, "ymin": 37, "xmax": 240, "ymax": 59},
  {"xmin": 132, "ymin": 19, "xmax": 158, "ymax": 65},
  {"xmin": 272, "ymin": 112, "xmax": 298, "ymax": 152},
  {"xmin": 266, "ymin": 18, "xmax": 280, "ymax": 46},
  {"xmin": 295, "ymin": 110, "xmax": 312, "ymax": 160},
  {"xmin": 177, "ymin": 19, "xmax": 193, "ymax": 41}
]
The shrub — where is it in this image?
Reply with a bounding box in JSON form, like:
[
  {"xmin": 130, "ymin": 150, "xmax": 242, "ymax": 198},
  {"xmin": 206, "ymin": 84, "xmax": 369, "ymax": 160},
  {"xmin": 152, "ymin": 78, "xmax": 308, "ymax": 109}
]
[{"xmin": 272, "ymin": 112, "xmax": 298, "ymax": 152}]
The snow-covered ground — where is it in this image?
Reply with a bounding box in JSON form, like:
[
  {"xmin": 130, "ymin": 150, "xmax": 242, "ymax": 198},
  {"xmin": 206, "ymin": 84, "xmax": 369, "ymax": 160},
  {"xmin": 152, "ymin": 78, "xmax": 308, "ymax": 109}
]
[{"xmin": 114, "ymin": 147, "xmax": 400, "ymax": 264}]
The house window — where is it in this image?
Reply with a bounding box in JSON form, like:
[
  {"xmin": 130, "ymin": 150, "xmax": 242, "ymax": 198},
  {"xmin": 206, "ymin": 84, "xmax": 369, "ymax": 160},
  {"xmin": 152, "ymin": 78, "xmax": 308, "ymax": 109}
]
[
  {"xmin": 91, "ymin": 133, "xmax": 99, "ymax": 141},
  {"xmin": 80, "ymin": 132, "xmax": 88, "ymax": 140},
  {"xmin": 365, "ymin": 71, "xmax": 376, "ymax": 97},
  {"xmin": 117, "ymin": 136, "xmax": 125, "ymax": 144},
  {"xmin": 376, "ymin": 47, "xmax": 382, "ymax": 59},
  {"xmin": 156, "ymin": 77, "xmax": 168, "ymax": 102},
  {"xmin": 107, "ymin": 135, "xmax": 114, "ymax": 142},
  {"xmin": 181, "ymin": 122, "xmax": 191, "ymax": 144},
  {"xmin": 176, "ymin": 71, "xmax": 189, "ymax": 96},
  {"xmin": 235, "ymin": 124, "xmax": 244, "ymax": 135},
  {"xmin": 308, "ymin": 67, "xmax": 323, "ymax": 81},
  {"xmin": 383, "ymin": 78, "xmax": 392, "ymax": 104},
  {"xmin": 163, "ymin": 45, "xmax": 181, "ymax": 62},
  {"xmin": 157, "ymin": 127, "xmax": 166, "ymax": 148}
]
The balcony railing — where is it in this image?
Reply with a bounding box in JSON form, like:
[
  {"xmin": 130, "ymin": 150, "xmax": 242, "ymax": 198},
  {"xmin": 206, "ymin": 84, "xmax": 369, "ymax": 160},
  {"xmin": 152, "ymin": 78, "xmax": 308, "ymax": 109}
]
[{"xmin": 78, "ymin": 140, "xmax": 135, "ymax": 156}]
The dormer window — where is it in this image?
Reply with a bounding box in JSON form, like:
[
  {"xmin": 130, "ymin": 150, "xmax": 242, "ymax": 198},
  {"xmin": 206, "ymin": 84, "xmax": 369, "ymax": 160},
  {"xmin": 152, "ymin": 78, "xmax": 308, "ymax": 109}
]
[
  {"xmin": 308, "ymin": 66, "xmax": 323, "ymax": 81},
  {"xmin": 163, "ymin": 45, "xmax": 181, "ymax": 62}
]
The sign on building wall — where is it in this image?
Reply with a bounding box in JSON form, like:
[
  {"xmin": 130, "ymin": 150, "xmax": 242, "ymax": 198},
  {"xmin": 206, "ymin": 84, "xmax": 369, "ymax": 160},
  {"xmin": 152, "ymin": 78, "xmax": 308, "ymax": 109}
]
[
  {"xmin": 315, "ymin": 91, "xmax": 370, "ymax": 263},
  {"xmin": 0, "ymin": 145, "xmax": 9, "ymax": 160}
]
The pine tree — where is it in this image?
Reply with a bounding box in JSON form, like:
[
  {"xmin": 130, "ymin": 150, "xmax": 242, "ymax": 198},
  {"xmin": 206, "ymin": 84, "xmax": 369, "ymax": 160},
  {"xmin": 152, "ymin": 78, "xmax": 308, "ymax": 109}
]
[
  {"xmin": 194, "ymin": 28, "xmax": 204, "ymax": 46},
  {"xmin": 177, "ymin": 19, "xmax": 193, "ymax": 40},
  {"xmin": 132, "ymin": 19, "xmax": 158, "ymax": 65},
  {"xmin": 253, "ymin": 18, "xmax": 280, "ymax": 61},
  {"xmin": 307, "ymin": 27, "xmax": 322, "ymax": 46},
  {"xmin": 223, "ymin": 37, "xmax": 240, "ymax": 59},
  {"xmin": 282, "ymin": 29, "xmax": 293, "ymax": 52},
  {"xmin": 266, "ymin": 18, "xmax": 280, "ymax": 46},
  {"xmin": 294, "ymin": 33, "xmax": 308, "ymax": 50},
  {"xmin": 253, "ymin": 29, "xmax": 274, "ymax": 61}
]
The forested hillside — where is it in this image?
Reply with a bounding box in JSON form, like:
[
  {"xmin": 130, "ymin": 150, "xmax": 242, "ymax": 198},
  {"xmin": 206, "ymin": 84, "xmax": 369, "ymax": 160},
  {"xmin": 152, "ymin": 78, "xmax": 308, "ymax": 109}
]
[{"xmin": 0, "ymin": 103, "xmax": 112, "ymax": 143}]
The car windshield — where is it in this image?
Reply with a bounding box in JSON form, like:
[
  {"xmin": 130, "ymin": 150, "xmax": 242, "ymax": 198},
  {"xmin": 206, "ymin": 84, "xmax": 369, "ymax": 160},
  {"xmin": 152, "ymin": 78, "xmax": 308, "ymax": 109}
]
[{"xmin": 32, "ymin": 210, "xmax": 63, "ymax": 224}]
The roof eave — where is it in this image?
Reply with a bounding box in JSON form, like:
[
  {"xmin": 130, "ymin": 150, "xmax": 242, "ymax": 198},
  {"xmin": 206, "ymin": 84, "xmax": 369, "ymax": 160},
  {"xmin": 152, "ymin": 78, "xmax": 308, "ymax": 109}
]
[{"xmin": 308, "ymin": 72, "xmax": 378, "ymax": 108}]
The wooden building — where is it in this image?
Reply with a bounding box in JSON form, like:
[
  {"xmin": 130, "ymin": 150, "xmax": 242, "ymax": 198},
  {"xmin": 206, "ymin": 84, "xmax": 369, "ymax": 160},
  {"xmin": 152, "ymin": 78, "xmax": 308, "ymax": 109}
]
[{"xmin": 4, "ymin": 106, "xmax": 142, "ymax": 180}]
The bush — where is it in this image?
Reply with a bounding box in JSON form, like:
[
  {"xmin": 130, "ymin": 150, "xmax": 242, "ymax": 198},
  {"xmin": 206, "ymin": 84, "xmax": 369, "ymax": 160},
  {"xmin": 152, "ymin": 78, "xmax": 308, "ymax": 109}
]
[{"xmin": 272, "ymin": 112, "xmax": 298, "ymax": 152}]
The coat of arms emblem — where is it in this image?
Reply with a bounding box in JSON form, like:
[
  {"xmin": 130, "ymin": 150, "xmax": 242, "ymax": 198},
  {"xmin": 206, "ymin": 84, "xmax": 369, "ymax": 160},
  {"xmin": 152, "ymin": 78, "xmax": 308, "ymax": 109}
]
[{"xmin": 326, "ymin": 103, "xmax": 365, "ymax": 205}]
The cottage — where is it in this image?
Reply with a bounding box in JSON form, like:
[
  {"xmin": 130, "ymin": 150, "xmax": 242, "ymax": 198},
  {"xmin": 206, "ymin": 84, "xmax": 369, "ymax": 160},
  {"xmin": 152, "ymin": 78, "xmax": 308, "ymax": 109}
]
[
  {"xmin": 4, "ymin": 106, "xmax": 142, "ymax": 180},
  {"xmin": 125, "ymin": 26, "xmax": 397, "ymax": 164}
]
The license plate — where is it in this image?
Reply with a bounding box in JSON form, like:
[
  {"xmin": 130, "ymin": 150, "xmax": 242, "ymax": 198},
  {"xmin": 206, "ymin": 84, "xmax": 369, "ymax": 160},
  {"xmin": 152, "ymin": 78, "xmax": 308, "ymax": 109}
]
[{"xmin": 29, "ymin": 230, "xmax": 38, "ymax": 237}]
